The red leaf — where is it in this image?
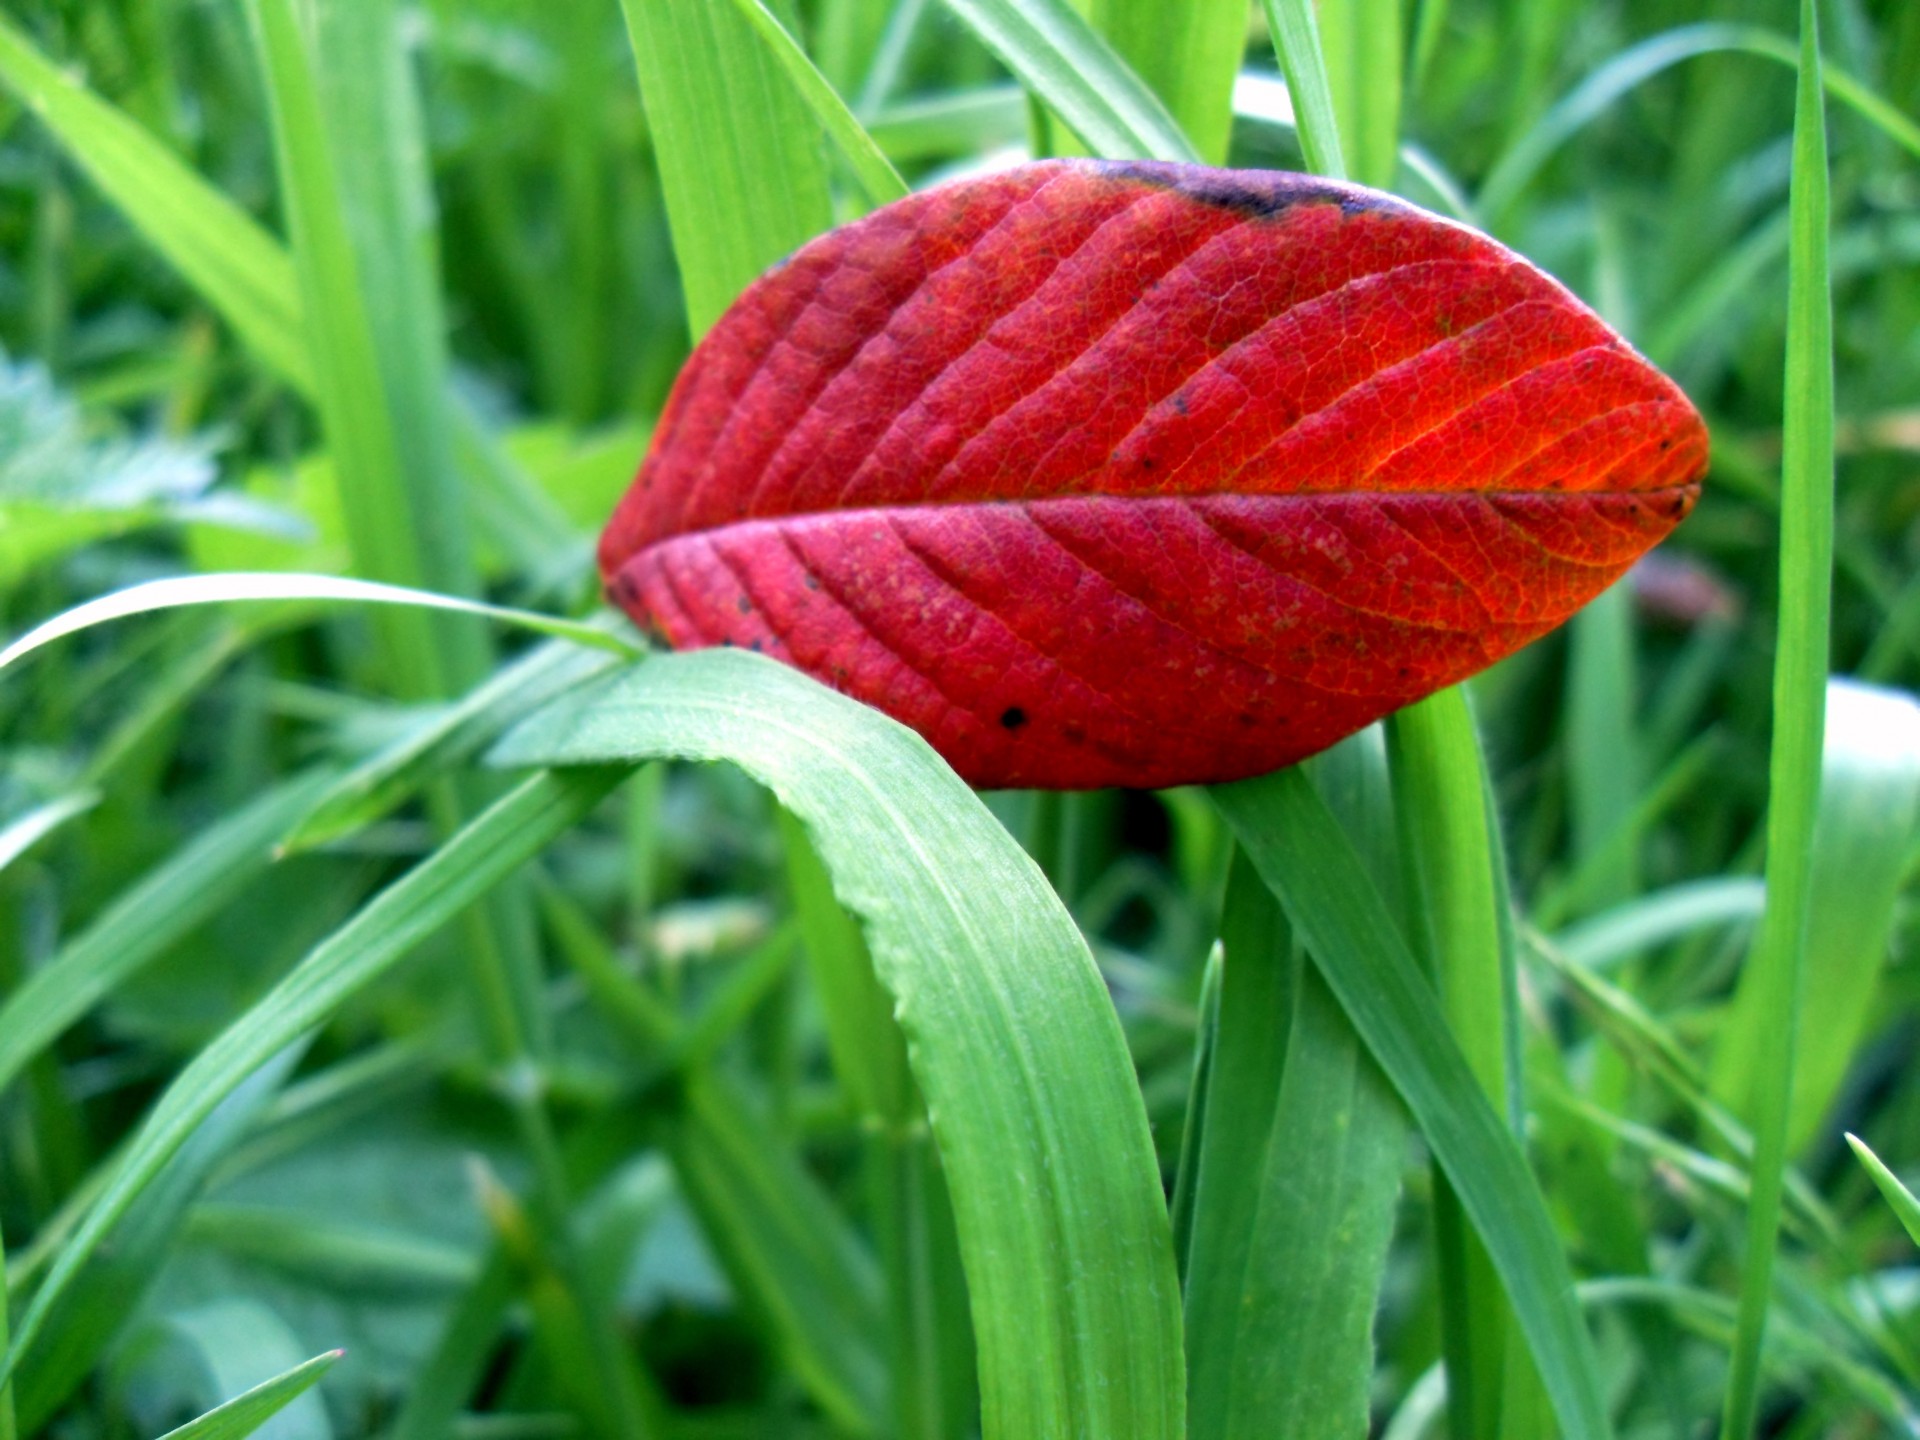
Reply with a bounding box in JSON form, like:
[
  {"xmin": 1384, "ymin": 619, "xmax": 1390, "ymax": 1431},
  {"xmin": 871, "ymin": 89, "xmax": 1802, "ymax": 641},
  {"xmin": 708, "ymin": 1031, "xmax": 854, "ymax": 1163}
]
[{"xmin": 602, "ymin": 160, "xmax": 1706, "ymax": 789}]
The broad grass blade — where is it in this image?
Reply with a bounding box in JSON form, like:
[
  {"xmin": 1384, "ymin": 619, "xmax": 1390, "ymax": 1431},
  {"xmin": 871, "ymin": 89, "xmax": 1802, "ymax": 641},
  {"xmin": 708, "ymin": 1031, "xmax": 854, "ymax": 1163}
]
[
  {"xmin": 1259, "ymin": 0, "xmax": 1348, "ymax": 179},
  {"xmin": 492, "ymin": 649, "xmax": 1185, "ymax": 1440},
  {"xmin": 619, "ymin": 0, "xmax": 835, "ymax": 338},
  {"xmin": 1088, "ymin": 0, "xmax": 1245, "ymax": 163}
]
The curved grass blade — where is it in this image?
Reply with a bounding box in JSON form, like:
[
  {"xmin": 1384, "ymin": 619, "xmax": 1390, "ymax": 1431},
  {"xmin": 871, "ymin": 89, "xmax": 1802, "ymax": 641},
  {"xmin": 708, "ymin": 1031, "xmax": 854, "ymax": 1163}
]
[
  {"xmin": 1555, "ymin": 878, "xmax": 1765, "ymax": 970},
  {"xmin": 0, "ymin": 768, "xmax": 624, "ymax": 1386},
  {"xmin": 1212, "ymin": 768, "xmax": 1612, "ymax": 1440},
  {"xmin": 1478, "ymin": 21, "xmax": 1920, "ymax": 224},
  {"xmin": 0, "ymin": 791, "xmax": 96, "ymax": 878},
  {"xmin": 0, "ymin": 573, "xmax": 637, "ymax": 677},
  {"xmin": 491, "ymin": 649, "xmax": 1184, "ymax": 1440},
  {"xmin": 1720, "ymin": 4, "xmax": 1833, "ymax": 1432},
  {"xmin": 155, "ymin": 1349, "xmax": 341, "ymax": 1440},
  {"xmin": 934, "ymin": 0, "xmax": 1200, "ymax": 162}
]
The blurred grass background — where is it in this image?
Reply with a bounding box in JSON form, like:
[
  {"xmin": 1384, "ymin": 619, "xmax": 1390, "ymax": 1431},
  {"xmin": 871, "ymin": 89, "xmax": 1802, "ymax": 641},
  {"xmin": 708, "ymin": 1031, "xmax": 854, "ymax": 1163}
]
[{"xmin": 0, "ymin": 0, "xmax": 1918, "ymax": 1436}]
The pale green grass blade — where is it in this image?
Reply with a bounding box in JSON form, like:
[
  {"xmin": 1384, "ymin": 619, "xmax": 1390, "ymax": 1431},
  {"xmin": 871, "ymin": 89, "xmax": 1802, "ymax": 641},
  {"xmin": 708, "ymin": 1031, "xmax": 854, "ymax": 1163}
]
[
  {"xmin": 1555, "ymin": 878, "xmax": 1765, "ymax": 970},
  {"xmin": 491, "ymin": 649, "xmax": 1185, "ymax": 1440},
  {"xmin": 1319, "ymin": 0, "xmax": 1402, "ymax": 187},
  {"xmin": 1478, "ymin": 22, "xmax": 1920, "ymax": 225},
  {"xmin": 935, "ymin": 0, "xmax": 1200, "ymax": 162},
  {"xmin": 0, "ymin": 791, "xmax": 96, "ymax": 877},
  {"xmin": 1716, "ymin": 681, "xmax": 1920, "ymax": 1152},
  {"xmin": 0, "ymin": 768, "xmax": 624, "ymax": 1386},
  {"xmin": 1183, "ymin": 847, "xmax": 1402, "ymax": 1440},
  {"xmin": 725, "ymin": 0, "xmax": 908, "ymax": 207},
  {"xmin": 1088, "ymin": 0, "xmax": 1245, "ymax": 163},
  {"xmin": 1720, "ymin": 3, "xmax": 1833, "ymax": 1433},
  {"xmin": 620, "ymin": 0, "xmax": 835, "ymax": 339},
  {"xmin": 0, "ymin": 770, "xmax": 332, "ymax": 1095},
  {"xmin": 1846, "ymin": 1135, "xmax": 1920, "ymax": 1247},
  {"xmin": 0, "ymin": 573, "xmax": 637, "ymax": 676},
  {"xmin": 0, "ymin": 12, "xmax": 310, "ymax": 389},
  {"xmin": 1168, "ymin": 941, "xmax": 1222, "ymax": 1282},
  {"xmin": 154, "ymin": 1349, "xmax": 338, "ymax": 1440},
  {"xmin": 1258, "ymin": 0, "xmax": 1348, "ymax": 179},
  {"xmin": 1213, "ymin": 768, "xmax": 1611, "ymax": 1440}
]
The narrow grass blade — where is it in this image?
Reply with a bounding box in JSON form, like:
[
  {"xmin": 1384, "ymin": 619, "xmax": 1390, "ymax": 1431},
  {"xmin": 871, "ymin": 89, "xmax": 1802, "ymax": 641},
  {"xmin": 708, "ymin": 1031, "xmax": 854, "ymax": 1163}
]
[
  {"xmin": 0, "ymin": 770, "xmax": 332, "ymax": 1095},
  {"xmin": 1088, "ymin": 0, "xmax": 1245, "ymax": 163},
  {"xmin": 154, "ymin": 1349, "xmax": 341, "ymax": 1440},
  {"xmin": 0, "ymin": 573, "xmax": 637, "ymax": 676},
  {"xmin": 1213, "ymin": 768, "xmax": 1611, "ymax": 1440},
  {"xmin": 867, "ymin": 85, "xmax": 1028, "ymax": 159},
  {"xmin": 1720, "ymin": 3, "xmax": 1834, "ymax": 1433},
  {"xmin": 1566, "ymin": 587, "xmax": 1642, "ymax": 910},
  {"xmin": 619, "ymin": 0, "xmax": 834, "ymax": 338},
  {"xmin": 492, "ymin": 649, "xmax": 1185, "ymax": 1440},
  {"xmin": 935, "ymin": 0, "xmax": 1200, "ymax": 163},
  {"xmin": 725, "ymin": 0, "xmax": 908, "ymax": 207},
  {"xmin": 1182, "ymin": 847, "xmax": 1402, "ymax": 1439},
  {"xmin": 1477, "ymin": 22, "xmax": 1920, "ymax": 225},
  {"xmin": 1716, "ymin": 681, "xmax": 1920, "ymax": 1152},
  {"xmin": 1168, "ymin": 942, "xmax": 1223, "ymax": 1282},
  {"xmin": 0, "ymin": 791, "xmax": 96, "ymax": 877},
  {"xmin": 1259, "ymin": 0, "xmax": 1348, "ymax": 179},
  {"xmin": 1846, "ymin": 1135, "xmax": 1920, "ymax": 1247},
  {"xmin": 0, "ymin": 767, "xmax": 624, "ymax": 1385}
]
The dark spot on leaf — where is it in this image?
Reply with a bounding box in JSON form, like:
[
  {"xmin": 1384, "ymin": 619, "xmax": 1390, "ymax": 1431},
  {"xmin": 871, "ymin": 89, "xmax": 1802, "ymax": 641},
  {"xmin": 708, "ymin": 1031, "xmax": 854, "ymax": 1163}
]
[
  {"xmin": 736, "ymin": 594, "xmax": 752, "ymax": 614},
  {"xmin": 1062, "ymin": 723, "xmax": 1086, "ymax": 746},
  {"xmin": 804, "ymin": 573, "xmax": 821, "ymax": 591},
  {"xmin": 1000, "ymin": 706, "xmax": 1028, "ymax": 730}
]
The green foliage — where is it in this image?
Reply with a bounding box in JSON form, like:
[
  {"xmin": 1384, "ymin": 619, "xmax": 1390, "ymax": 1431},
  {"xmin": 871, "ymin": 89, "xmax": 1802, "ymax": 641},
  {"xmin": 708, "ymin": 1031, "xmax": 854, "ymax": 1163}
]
[{"xmin": 1, "ymin": 0, "xmax": 1916, "ymax": 1437}]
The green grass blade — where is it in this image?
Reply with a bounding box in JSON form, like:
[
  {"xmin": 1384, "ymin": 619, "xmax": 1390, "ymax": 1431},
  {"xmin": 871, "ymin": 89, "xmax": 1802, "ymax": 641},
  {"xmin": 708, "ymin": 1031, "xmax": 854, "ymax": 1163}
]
[
  {"xmin": 1168, "ymin": 942, "xmax": 1223, "ymax": 1283},
  {"xmin": 153, "ymin": 1349, "xmax": 340, "ymax": 1440},
  {"xmin": 619, "ymin": 0, "xmax": 835, "ymax": 339},
  {"xmin": 492, "ymin": 649, "xmax": 1185, "ymax": 1440},
  {"xmin": 0, "ymin": 573, "xmax": 637, "ymax": 676},
  {"xmin": 1846, "ymin": 1135, "xmax": 1920, "ymax": 1248},
  {"xmin": 1555, "ymin": 878, "xmax": 1765, "ymax": 970},
  {"xmin": 934, "ymin": 0, "xmax": 1200, "ymax": 163},
  {"xmin": 1088, "ymin": 0, "xmax": 1245, "ymax": 163},
  {"xmin": 0, "ymin": 770, "xmax": 332, "ymax": 1095},
  {"xmin": 1258, "ymin": 0, "xmax": 1348, "ymax": 180},
  {"xmin": 1182, "ymin": 846, "xmax": 1402, "ymax": 1439},
  {"xmin": 0, "ymin": 11, "xmax": 310, "ymax": 390},
  {"xmin": 0, "ymin": 767, "xmax": 624, "ymax": 1386},
  {"xmin": 1565, "ymin": 587, "xmax": 1642, "ymax": 909},
  {"xmin": 1720, "ymin": 6, "xmax": 1833, "ymax": 1428},
  {"xmin": 1213, "ymin": 768, "xmax": 1612, "ymax": 1440},
  {"xmin": 725, "ymin": 0, "xmax": 908, "ymax": 207}
]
